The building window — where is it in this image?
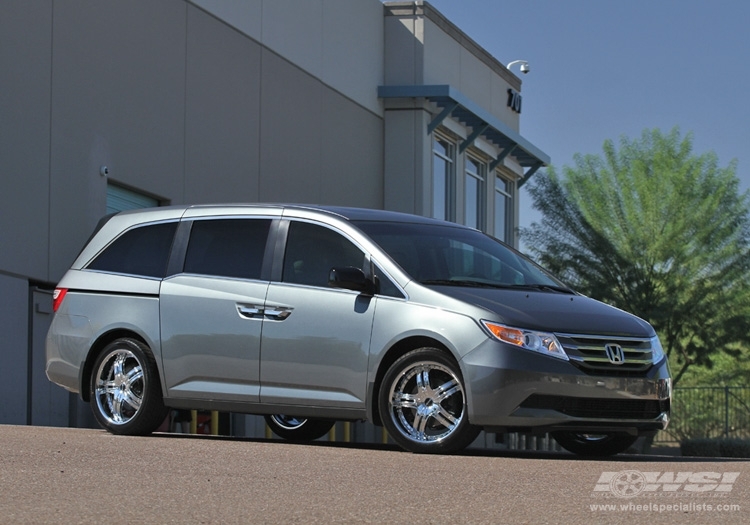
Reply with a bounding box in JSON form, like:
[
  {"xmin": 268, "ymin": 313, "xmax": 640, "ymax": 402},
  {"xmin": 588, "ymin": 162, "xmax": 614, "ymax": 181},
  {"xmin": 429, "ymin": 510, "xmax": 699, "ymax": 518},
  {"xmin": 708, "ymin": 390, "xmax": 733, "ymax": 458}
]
[
  {"xmin": 464, "ymin": 155, "xmax": 485, "ymax": 230},
  {"xmin": 494, "ymin": 175, "xmax": 513, "ymax": 243},
  {"xmin": 432, "ymin": 135, "xmax": 455, "ymax": 221}
]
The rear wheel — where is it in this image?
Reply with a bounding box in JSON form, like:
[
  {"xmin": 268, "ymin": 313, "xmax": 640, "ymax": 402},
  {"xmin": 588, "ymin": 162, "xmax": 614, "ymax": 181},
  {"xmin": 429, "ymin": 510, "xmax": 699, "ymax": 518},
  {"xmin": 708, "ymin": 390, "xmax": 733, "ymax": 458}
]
[
  {"xmin": 379, "ymin": 348, "xmax": 480, "ymax": 454},
  {"xmin": 552, "ymin": 431, "xmax": 637, "ymax": 456},
  {"xmin": 264, "ymin": 415, "xmax": 334, "ymax": 442},
  {"xmin": 89, "ymin": 337, "xmax": 168, "ymax": 435}
]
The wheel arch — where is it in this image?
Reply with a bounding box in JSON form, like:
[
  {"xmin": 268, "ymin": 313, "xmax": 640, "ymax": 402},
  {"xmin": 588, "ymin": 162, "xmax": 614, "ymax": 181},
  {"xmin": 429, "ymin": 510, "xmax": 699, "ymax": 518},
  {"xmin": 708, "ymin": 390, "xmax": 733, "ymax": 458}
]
[
  {"xmin": 79, "ymin": 329, "xmax": 152, "ymax": 402},
  {"xmin": 368, "ymin": 335, "xmax": 457, "ymax": 426}
]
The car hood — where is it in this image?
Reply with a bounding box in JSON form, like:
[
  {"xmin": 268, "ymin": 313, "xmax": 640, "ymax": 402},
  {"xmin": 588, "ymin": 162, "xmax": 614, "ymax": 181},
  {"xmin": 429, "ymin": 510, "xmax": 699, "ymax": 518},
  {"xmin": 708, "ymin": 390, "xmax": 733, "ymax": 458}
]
[{"xmin": 429, "ymin": 285, "xmax": 654, "ymax": 337}]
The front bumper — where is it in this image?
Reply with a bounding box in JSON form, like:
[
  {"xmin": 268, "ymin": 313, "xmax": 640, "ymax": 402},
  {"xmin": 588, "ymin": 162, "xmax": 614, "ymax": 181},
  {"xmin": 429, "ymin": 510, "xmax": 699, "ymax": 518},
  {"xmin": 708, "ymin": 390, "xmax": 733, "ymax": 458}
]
[{"xmin": 460, "ymin": 339, "xmax": 671, "ymax": 436}]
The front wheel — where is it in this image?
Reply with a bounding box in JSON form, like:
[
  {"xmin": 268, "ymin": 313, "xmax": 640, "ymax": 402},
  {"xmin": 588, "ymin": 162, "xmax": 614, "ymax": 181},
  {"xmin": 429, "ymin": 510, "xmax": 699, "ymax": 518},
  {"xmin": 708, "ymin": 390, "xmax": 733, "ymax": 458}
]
[
  {"xmin": 89, "ymin": 337, "xmax": 168, "ymax": 435},
  {"xmin": 552, "ymin": 431, "xmax": 637, "ymax": 456},
  {"xmin": 379, "ymin": 348, "xmax": 480, "ymax": 454},
  {"xmin": 264, "ymin": 415, "xmax": 334, "ymax": 442}
]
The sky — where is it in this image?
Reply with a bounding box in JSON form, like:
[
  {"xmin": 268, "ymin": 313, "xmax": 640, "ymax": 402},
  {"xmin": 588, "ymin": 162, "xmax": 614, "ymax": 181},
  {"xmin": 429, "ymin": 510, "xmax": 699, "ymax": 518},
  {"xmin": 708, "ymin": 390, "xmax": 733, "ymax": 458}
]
[{"xmin": 425, "ymin": 0, "xmax": 750, "ymax": 232}]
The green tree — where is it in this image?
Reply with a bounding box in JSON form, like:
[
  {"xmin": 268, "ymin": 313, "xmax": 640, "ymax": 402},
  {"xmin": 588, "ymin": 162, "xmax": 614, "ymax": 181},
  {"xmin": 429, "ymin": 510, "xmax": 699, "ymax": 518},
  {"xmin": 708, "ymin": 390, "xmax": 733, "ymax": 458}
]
[
  {"xmin": 522, "ymin": 128, "xmax": 750, "ymax": 385},
  {"xmin": 679, "ymin": 351, "xmax": 750, "ymax": 386}
]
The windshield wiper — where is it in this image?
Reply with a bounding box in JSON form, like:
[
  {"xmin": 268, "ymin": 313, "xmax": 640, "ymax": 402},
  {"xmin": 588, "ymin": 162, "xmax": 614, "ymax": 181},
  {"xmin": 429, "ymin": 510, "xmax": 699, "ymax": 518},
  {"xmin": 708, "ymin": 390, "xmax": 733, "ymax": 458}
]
[
  {"xmin": 508, "ymin": 283, "xmax": 576, "ymax": 294},
  {"xmin": 420, "ymin": 279, "xmax": 513, "ymax": 289},
  {"xmin": 421, "ymin": 280, "xmax": 575, "ymax": 294}
]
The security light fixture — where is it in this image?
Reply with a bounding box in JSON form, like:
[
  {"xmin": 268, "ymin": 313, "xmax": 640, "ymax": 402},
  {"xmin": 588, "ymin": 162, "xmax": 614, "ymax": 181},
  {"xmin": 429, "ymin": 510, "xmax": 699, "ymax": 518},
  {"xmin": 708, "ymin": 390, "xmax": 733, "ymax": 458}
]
[{"xmin": 507, "ymin": 60, "xmax": 530, "ymax": 74}]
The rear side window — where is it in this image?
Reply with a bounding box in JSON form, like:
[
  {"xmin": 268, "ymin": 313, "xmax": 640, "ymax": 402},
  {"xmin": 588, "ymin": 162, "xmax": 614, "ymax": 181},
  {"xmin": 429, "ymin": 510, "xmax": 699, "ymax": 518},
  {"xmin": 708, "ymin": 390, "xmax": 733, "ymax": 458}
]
[
  {"xmin": 183, "ymin": 219, "xmax": 271, "ymax": 280},
  {"xmin": 87, "ymin": 222, "xmax": 177, "ymax": 278}
]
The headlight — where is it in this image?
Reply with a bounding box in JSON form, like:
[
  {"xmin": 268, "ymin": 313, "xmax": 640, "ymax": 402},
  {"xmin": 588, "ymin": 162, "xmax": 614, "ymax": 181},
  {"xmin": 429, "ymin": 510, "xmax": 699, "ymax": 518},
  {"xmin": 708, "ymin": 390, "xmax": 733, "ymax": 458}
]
[
  {"xmin": 650, "ymin": 335, "xmax": 665, "ymax": 364},
  {"xmin": 481, "ymin": 321, "xmax": 568, "ymax": 361}
]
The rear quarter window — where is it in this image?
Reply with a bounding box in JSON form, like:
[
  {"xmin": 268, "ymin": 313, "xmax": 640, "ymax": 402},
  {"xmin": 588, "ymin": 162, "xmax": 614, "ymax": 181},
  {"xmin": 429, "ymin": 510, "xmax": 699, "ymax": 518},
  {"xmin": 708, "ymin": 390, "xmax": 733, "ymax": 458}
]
[{"xmin": 87, "ymin": 222, "xmax": 177, "ymax": 278}]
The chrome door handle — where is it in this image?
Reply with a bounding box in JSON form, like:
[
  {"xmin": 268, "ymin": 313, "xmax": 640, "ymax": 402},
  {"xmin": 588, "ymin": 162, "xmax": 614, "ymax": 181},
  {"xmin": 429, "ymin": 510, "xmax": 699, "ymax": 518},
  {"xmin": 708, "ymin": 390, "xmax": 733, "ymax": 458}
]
[
  {"xmin": 236, "ymin": 304, "xmax": 292, "ymax": 320},
  {"xmin": 236, "ymin": 304, "xmax": 263, "ymax": 319},
  {"xmin": 264, "ymin": 308, "xmax": 292, "ymax": 320}
]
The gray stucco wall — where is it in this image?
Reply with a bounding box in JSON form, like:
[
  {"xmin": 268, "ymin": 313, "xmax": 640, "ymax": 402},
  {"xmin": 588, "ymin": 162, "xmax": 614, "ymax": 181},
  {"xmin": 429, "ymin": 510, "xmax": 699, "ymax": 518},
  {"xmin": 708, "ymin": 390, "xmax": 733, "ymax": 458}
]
[
  {"xmin": 192, "ymin": 0, "xmax": 385, "ymax": 116},
  {"xmin": 47, "ymin": 1, "xmax": 188, "ymax": 280},
  {"xmin": 0, "ymin": 274, "xmax": 29, "ymax": 424},
  {"xmin": 0, "ymin": 1, "xmax": 53, "ymax": 282},
  {"xmin": 1, "ymin": 0, "xmax": 385, "ymax": 284},
  {"xmin": 0, "ymin": 0, "xmax": 386, "ymax": 428}
]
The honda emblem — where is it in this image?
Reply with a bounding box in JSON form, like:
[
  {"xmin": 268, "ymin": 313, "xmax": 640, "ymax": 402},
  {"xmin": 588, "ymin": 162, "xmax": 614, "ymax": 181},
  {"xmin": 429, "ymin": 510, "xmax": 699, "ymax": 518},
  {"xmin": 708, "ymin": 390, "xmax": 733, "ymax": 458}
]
[{"xmin": 604, "ymin": 343, "xmax": 625, "ymax": 365}]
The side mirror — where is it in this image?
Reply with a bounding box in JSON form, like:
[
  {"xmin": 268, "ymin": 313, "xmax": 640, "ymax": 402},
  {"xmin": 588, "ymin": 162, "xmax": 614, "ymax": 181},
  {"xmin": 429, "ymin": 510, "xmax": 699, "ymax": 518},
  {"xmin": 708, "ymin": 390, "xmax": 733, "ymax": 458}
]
[{"xmin": 328, "ymin": 267, "xmax": 375, "ymax": 294}]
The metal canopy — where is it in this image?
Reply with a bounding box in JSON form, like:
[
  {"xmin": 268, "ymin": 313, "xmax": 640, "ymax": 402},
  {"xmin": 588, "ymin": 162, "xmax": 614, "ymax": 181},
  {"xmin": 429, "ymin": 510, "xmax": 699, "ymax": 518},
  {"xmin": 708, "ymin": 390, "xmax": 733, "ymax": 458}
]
[{"xmin": 378, "ymin": 84, "xmax": 550, "ymax": 186}]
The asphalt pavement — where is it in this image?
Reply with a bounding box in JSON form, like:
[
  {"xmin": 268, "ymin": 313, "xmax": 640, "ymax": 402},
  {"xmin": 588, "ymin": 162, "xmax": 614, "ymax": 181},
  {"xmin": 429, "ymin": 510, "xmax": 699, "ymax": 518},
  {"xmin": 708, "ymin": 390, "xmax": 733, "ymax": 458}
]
[{"xmin": 1, "ymin": 425, "xmax": 748, "ymax": 524}]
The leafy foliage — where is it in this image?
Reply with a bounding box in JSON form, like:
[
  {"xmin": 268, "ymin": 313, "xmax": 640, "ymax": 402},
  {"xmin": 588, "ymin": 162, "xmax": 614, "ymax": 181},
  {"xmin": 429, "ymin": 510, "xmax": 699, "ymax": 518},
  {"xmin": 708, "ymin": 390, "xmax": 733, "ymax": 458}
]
[
  {"xmin": 522, "ymin": 128, "xmax": 750, "ymax": 385},
  {"xmin": 678, "ymin": 351, "xmax": 750, "ymax": 387}
]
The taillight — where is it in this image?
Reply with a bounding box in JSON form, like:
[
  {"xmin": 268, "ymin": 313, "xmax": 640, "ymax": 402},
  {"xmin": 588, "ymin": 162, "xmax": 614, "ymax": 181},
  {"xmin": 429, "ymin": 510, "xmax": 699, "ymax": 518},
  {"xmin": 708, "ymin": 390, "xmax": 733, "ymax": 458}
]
[{"xmin": 52, "ymin": 288, "xmax": 68, "ymax": 312}]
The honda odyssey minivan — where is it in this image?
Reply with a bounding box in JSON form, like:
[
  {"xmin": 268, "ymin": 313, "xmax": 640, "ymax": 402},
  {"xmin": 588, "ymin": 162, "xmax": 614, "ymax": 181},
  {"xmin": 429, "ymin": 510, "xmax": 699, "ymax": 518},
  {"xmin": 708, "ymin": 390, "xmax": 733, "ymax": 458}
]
[{"xmin": 46, "ymin": 204, "xmax": 671, "ymax": 455}]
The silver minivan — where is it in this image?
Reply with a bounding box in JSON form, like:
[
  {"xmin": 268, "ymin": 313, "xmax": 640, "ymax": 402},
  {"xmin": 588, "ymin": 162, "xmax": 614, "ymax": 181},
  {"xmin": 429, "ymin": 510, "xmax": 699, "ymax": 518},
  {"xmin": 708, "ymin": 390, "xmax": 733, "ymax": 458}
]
[{"xmin": 46, "ymin": 204, "xmax": 671, "ymax": 455}]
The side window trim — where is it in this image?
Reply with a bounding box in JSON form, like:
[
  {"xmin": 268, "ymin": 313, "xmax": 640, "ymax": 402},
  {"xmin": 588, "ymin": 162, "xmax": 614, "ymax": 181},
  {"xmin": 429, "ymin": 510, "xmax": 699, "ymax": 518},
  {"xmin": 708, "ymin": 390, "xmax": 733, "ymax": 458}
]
[
  {"xmin": 165, "ymin": 220, "xmax": 192, "ymax": 277},
  {"xmin": 371, "ymin": 259, "xmax": 407, "ymax": 300},
  {"xmin": 267, "ymin": 219, "xmax": 289, "ymax": 283}
]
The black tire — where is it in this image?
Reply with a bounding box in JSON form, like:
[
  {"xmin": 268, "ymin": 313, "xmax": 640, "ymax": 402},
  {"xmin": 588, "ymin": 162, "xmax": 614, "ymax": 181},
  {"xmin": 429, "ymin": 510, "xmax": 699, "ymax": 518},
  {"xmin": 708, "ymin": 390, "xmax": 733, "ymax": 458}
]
[
  {"xmin": 264, "ymin": 415, "xmax": 334, "ymax": 442},
  {"xmin": 89, "ymin": 337, "xmax": 168, "ymax": 435},
  {"xmin": 379, "ymin": 348, "xmax": 480, "ymax": 454},
  {"xmin": 552, "ymin": 431, "xmax": 638, "ymax": 456}
]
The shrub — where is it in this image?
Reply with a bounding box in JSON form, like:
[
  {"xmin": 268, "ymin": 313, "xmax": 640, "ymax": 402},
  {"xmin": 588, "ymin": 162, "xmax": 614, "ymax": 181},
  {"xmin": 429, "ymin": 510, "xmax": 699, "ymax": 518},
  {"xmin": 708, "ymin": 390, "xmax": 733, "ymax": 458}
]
[{"xmin": 680, "ymin": 438, "xmax": 750, "ymax": 458}]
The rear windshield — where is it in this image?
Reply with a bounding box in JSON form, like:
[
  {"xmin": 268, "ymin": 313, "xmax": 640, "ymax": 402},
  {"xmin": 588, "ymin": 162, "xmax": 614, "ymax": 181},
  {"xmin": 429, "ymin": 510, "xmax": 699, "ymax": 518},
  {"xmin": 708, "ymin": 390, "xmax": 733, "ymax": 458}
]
[{"xmin": 354, "ymin": 221, "xmax": 570, "ymax": 291}]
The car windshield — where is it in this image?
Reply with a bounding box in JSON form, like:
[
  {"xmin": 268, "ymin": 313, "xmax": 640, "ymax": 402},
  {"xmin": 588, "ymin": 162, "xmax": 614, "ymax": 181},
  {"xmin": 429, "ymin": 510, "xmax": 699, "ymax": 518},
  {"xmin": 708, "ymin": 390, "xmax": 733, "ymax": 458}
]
[{"xmin": 354, "ymin": 220, "xmax": 572, "ymax": 292}]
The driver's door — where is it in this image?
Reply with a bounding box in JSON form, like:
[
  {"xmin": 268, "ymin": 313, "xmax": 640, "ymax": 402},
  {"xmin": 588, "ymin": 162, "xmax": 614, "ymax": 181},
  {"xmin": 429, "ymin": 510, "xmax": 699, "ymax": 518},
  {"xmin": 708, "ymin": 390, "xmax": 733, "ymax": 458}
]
[{"xmin": 259, "ymin": 220, "xmax": 375, "ymax": 409}]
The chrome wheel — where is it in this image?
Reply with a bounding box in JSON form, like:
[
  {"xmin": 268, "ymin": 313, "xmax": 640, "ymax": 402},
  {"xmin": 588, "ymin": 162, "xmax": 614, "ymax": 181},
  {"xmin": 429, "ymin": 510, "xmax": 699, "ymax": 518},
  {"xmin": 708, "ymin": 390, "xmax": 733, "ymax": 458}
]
[
  {"xmin": 390, "ymin": 361, "xmax": 463, "ymax": 442},
  {"xmin": 95, "ymin": 348, "xmax": 144, "ymax": 425},
  {"xmin": 552, "ymin": 431, "xmax": 638, "ymax": 456},
  {"xmin": 264, "ymin": 414, "xmax": 334, "ymax": 441},
  {"xmin": 379, "ymin": 348, "xmax": 479, "ymax": 453},
  {"xmin": 89, "ymin": 338, "xmax": 167, "ymax": 435},
  {"xmin": 269, "ymin": 414, "xmax": 307, "ymax": 431}
]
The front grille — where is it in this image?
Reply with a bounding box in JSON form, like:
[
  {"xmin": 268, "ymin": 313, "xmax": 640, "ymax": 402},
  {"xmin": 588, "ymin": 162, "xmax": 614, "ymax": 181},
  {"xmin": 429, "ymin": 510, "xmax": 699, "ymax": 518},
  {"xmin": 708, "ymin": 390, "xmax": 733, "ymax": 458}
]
[
  {"xmin": 557, "ymin": 333, "xmax": 654, "ymax": 376},
  {"xmin": 520, "ymin": 394, "xmax": 669, "ymax": 420}
]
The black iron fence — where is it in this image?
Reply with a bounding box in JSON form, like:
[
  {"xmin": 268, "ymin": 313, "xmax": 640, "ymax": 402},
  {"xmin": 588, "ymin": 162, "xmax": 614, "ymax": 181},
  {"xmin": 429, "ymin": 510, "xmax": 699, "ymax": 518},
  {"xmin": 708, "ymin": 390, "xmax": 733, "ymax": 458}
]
[{"xmin": 655, "ymin": 386, "xmax": 750, "ymax": 442}]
